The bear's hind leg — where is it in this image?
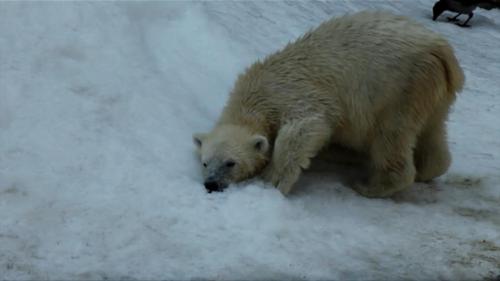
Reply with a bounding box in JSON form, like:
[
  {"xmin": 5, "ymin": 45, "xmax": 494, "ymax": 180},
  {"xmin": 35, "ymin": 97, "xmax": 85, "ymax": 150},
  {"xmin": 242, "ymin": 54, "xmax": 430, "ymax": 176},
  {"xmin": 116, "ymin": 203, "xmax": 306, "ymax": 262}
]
[
  {"xmin": 355, "ymin": 126, "xmax": 417, "ymax": 198},
  {"xmin": 414, "ymin": 106, "xmax": 451, "ymax": 182},
  {"xmin": 263, "ymin": 116, "xmax": 332, "ymax": 195}
]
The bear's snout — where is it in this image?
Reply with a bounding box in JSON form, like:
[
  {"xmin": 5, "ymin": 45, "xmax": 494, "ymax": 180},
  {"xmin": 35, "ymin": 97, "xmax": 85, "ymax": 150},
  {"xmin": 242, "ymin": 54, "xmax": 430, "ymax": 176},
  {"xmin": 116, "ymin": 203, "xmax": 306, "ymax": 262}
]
[{"xmin": 204, "ymin": 180, "xmax": 225, "ymax": 193}]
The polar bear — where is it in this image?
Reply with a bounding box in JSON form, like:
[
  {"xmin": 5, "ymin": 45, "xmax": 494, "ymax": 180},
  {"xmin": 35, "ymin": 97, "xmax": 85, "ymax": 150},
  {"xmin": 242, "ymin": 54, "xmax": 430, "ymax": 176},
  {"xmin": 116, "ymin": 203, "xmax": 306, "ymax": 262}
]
[{"xmin": 193, "ymin": 11, "xmax": 464, "ymax": 197}]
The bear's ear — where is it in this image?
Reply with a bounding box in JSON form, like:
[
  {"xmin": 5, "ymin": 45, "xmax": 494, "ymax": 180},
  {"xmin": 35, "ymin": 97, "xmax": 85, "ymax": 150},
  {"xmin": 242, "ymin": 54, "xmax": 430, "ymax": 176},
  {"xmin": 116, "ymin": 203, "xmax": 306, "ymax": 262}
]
[
  {"xmin": 193, "ymin": 133, "xmax": 207, "ymax": 148},
  {"xmin": 250, "ymin": 135, "xmax": 269, "ymax": 154}
]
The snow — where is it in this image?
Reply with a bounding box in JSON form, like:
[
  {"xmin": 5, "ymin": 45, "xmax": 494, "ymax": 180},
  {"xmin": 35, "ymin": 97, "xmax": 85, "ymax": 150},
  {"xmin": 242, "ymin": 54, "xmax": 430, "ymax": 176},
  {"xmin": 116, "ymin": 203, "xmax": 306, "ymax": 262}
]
[{"xmin": 1, "ymin": 1, "xmax": 499, "ymax": 280}]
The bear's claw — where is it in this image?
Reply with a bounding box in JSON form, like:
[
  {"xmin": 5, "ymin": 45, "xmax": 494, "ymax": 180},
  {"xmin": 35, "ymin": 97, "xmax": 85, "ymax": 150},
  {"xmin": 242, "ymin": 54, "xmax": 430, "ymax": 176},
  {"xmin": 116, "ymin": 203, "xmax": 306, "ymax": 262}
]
[
  {"xmin": 261, "ymin": 163, "xmax": 300, "ymax": 195},
  {"xmin": 352, "ymin": 184, "xmax": 381, "ymax": 198}
]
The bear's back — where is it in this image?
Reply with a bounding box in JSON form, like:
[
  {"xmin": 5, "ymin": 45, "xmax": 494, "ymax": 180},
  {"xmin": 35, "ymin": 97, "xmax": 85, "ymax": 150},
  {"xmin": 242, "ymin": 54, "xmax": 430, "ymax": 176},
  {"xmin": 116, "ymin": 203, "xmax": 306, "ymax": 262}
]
[
  {"xmin": 267, "ymin": 11, "xmax": 449, "ymax": 83},
  {"xmin": 257, "ymin": 11, "xmax": 453, "ymax": 115}
]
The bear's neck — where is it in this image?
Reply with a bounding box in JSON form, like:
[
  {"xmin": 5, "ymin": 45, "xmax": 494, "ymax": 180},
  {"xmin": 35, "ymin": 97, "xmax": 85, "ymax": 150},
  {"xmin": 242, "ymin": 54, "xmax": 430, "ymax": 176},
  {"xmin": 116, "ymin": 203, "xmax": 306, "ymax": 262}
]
[
  {"xmin": 217, "ymin": 108, "xmax": 271, "ymax": 138},
  {"xmin": 216, "ymin": 61, "xmax": 276, "ymax": 139}
]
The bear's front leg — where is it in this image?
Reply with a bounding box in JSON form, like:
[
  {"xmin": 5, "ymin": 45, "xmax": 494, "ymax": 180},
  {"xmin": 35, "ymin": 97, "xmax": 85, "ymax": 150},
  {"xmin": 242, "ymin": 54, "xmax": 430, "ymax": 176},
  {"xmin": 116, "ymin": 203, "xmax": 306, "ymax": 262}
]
[{"xmin": 262, "ymin": 117, "xmax": 332, "ymax": 195}]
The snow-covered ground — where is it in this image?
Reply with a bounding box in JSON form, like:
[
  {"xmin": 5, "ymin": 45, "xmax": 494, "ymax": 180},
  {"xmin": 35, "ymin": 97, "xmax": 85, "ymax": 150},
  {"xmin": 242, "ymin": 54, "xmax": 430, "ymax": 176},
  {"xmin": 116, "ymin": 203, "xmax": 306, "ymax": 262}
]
[{"xmin": 1, "ymin": 1, "xmax": 499, "ymax": 280}]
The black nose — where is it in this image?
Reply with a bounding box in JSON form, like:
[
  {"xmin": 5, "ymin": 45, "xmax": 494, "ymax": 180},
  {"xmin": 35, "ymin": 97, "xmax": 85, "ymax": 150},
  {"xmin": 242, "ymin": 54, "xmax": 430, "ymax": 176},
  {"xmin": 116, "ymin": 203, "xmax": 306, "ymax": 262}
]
[{"xmin": 204, "ymin": 181, "xmax": 222, "ymax": 193}]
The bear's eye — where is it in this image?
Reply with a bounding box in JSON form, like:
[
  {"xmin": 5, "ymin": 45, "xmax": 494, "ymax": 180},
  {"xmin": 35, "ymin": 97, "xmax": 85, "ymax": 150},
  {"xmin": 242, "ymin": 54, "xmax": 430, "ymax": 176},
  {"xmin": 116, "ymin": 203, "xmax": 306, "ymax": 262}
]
[
  {"xmin": 225, "ymin": 160, "xmax": 236, "ymax": 168},
  {"xmin": 203, "ymin": 162, "xmax": 207, "ymax": 168}
]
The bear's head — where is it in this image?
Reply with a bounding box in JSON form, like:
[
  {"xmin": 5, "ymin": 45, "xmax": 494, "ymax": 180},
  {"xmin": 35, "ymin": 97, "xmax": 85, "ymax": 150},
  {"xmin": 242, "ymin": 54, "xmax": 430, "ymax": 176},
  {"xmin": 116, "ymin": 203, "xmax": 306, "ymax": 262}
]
[{"xmin": 193, "ymin": 125, "xmax": 270, "ymax": 192}]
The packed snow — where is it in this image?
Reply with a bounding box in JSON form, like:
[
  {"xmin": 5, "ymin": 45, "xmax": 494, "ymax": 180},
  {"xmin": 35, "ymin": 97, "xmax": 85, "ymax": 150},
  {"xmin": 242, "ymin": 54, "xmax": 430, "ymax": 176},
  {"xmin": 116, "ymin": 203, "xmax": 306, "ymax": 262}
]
[{"xmin": 1, "ymin": 1, "xmax": 499, "ymax": 280}]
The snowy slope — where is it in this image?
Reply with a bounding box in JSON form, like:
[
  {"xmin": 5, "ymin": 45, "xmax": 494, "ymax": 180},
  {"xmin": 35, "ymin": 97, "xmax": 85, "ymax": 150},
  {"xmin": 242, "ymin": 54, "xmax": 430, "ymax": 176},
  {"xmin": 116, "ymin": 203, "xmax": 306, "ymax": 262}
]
[{"xmin": 1, "ymin": 1, "xmax": 499, "ymax": 280}]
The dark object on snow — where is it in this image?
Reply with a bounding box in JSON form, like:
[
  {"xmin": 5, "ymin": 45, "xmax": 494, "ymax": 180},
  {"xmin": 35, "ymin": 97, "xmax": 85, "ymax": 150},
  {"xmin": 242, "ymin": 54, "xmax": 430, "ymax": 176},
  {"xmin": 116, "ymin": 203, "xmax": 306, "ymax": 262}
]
[{"xmin": 432, "ymin": 0, "xmax": 500, "ymax": 27}]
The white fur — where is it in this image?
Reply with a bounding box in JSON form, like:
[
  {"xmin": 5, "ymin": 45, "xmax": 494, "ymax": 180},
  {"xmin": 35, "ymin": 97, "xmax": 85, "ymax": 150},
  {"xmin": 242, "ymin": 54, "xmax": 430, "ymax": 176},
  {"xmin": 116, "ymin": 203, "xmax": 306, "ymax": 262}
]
[{"xmin": 195, "ymin": 11, "xmax": 464, "ymax": 197}]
